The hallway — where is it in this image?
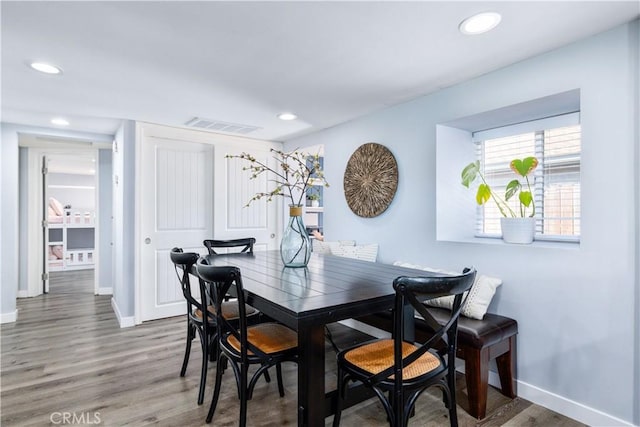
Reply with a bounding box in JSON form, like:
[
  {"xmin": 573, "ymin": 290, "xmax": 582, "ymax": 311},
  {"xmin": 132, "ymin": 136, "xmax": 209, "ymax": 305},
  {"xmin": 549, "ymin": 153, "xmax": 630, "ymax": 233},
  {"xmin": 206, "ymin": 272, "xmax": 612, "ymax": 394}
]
[{"xmin": 49, "ymin": 269, "xmax": 94, "ymax": 294}]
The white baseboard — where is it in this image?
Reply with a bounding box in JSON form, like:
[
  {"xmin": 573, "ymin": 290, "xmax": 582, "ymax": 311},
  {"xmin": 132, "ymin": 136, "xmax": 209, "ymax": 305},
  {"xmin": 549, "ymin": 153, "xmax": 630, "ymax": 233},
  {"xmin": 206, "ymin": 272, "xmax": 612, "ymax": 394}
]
[
  {"xmin": 516, "ymin": 380, "xmax": 635, "ymax": 427},
  {"xmin": 98, "ymin": 287, "xmax": 113, "ymax": 295},
  {"xmin": 18, "ymin": 289, "xmax": 41, "ymax": 298},
  {"xmin": 341, "ymin": 320, "xmax": 635, "ymax": 427},
  {"xmin": 111, "ymin": 297, "xmax": 135, "ymax": 328},
  {"xmin": 0, "ymin": 310, "xmax": 18, "ymax": 324}
]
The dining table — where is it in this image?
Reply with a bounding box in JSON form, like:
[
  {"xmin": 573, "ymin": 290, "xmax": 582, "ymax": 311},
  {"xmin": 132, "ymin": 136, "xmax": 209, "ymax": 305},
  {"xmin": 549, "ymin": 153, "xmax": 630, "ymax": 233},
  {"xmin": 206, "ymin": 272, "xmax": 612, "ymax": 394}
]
[{"xmin": 197, "ymin": 249, "xmax": 430, "ymax": 427}]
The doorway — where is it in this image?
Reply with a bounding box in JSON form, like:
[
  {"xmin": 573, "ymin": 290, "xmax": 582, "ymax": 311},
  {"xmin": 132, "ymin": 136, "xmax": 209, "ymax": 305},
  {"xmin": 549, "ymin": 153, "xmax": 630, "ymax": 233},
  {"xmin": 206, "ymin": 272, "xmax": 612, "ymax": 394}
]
[
  {"xmin": 21, "ymin": 137, "xmax": 111, "ymax": 298},
  {"xmin": 45, "ymin": 153, "xmax": 97, "ymax": 294}
]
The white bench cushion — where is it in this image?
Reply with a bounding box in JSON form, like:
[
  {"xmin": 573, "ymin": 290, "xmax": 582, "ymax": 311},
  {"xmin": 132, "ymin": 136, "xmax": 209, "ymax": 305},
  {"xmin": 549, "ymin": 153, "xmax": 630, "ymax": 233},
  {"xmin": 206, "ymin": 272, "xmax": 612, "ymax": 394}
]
[{"xmin": 332, "ymin": 243, "xmax": 379, "ymax": 263}]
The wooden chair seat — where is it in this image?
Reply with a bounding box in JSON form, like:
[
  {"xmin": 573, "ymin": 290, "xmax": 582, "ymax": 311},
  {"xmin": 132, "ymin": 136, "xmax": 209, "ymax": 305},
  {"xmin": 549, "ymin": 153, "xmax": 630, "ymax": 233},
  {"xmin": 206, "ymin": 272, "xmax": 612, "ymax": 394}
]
[
  {"xmin": 193, "ymin": 302, "xmax": 256, "ymax": 321},
  {"xmin": 225, "ymin": 323, "xmax": 298, "ymax": 355},
  {"xmin": 343, "ymin": 339, "xmax": 441, "ymax": 380}
]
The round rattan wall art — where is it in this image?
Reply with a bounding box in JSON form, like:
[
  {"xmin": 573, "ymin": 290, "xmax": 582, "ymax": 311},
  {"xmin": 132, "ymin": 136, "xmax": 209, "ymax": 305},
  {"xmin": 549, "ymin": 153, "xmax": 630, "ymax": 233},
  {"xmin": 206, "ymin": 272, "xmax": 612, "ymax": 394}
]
[{"xmin": 343, "ymin": 143, "xmax": 398, "ymax": 218}]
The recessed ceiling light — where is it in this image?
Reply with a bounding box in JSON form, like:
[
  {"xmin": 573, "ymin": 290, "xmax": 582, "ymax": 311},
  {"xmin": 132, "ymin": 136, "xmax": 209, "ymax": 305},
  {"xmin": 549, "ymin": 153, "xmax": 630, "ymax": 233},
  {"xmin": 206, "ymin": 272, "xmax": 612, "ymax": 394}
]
[
  {"xmin": 30, "ymin": 62, "xmax": 63, "ymax": 74},
  {"xmin": 459, "ymin": 12, "xmax": 501, "ymax": 35},
  {"xmin": 51, "ymin": 118, "xmax": 69, "ymax": 126},
  {"xmin": 278, "ymin": 112, "xmax": 297, "ymax": 121}
]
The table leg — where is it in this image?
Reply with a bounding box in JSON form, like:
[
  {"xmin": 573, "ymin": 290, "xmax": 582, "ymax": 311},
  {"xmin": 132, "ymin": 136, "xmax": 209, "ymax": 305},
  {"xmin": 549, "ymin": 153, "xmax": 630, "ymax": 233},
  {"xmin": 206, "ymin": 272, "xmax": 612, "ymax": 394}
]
[{"xmin": 297, "ymin": 324, "xmax": 326, "ymax": 427}]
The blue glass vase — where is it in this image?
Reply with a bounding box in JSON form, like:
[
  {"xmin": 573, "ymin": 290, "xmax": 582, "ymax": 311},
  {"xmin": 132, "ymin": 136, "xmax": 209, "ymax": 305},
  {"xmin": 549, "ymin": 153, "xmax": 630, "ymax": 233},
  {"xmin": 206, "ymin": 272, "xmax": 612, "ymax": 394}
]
[{"xmin": 280, "ymin": 205, "xmax": 311, "ymax": 268}]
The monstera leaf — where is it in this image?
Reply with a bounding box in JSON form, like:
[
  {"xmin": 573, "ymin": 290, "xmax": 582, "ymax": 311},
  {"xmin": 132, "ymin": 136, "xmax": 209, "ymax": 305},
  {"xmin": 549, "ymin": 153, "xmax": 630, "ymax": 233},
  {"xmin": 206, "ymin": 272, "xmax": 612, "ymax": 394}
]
[
  {"xmin": 510, "ymin": 157, "xmax": 538, "ymax": 177},
  {"xmin": 505, "ymin": 180, "xmax": 521, "ymax": 201},
  {"xmin": 461, "ymin": 161, "xmax": 480, "ymax": 188},
  {"xmin": 519, "ymin": 190, "xmax": 533, "ymax": 207},
  {"xmin": 476, "ymin": 184, "xmax": 491, "ymax": 205}
]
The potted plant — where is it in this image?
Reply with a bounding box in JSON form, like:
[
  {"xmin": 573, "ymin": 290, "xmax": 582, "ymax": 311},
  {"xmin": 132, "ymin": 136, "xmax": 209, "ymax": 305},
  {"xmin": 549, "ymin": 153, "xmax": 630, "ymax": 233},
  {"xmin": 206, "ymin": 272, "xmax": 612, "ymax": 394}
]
[
  {"xmin": 307, "ymin": 193, "xmax": 320, "ymax": 208},
  {"xmin": 461, "ymin": 156, "xmax": 538, "ymax": 244},
  {"xmin": 227, "ymin": 148, "xmax": 329, "ymax": 267}
]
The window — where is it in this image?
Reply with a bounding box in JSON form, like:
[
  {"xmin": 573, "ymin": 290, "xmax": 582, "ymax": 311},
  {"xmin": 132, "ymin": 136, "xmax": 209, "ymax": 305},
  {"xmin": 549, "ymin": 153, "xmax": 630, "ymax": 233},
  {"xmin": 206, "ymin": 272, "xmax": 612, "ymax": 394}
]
[{"xmin": 474, "ymin": 115, "xmax": 581, "ymax": 241}]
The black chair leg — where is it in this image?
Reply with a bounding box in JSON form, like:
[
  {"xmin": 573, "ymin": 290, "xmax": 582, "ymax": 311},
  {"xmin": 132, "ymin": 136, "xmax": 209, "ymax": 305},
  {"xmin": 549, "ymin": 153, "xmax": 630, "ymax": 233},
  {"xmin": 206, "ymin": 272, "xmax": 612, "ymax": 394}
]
[
  {"xmin": 198, "ymin": 333, "xmax": 209, "ymax": 405},
  {"xmin": 447, "ymin": 365, "xmax": 458, "ymax": 427},
  {"xmin": 208, "ymin": 334, "xmax": 218, "ymax": 362},
  {"xmin": 264, "ymin": 368, "xmax": 271, "ymax": 383},
  {"xmin": 332, "ymin": 369, "xmax": 345, "ymax": 427},
  {"xmin": 276, "ymin": 363, "xmax": 285, "ymax": 397},
  {"xmin": 206, "ymin": 355, "xmax": 226, "ymax": 423},
  {"xmin": 447, "ymin": 386, "xmax": 458, "ymax": 427},
  {"xmin": 248, "ymin": 365, "xmax": 270, "ymax": 400},
  {"xmin": 240, "ymin": 364, "xmax": 249, "ymax": 427},
  {"xmin": 180, "ymin": 323, "xmax": 193, "ymax": 377}
]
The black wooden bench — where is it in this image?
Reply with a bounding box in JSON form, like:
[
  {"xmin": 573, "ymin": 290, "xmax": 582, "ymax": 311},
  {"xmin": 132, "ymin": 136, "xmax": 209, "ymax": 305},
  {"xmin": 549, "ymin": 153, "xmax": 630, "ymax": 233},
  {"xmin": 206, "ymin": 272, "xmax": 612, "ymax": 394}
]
[{"xmin": 357, "ymin": 308, "xmax": 518, "ymax": 419}]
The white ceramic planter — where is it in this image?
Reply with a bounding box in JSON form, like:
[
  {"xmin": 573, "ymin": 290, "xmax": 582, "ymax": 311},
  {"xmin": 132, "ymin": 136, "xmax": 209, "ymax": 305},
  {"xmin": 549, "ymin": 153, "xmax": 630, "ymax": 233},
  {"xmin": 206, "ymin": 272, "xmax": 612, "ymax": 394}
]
[
  {"xmin": 500, "ymin": 217, "xmax": 535, "ymax": 244},
  {"xmin": 311, "ymin": 200, "xmax": 319, "ymax": 208}
]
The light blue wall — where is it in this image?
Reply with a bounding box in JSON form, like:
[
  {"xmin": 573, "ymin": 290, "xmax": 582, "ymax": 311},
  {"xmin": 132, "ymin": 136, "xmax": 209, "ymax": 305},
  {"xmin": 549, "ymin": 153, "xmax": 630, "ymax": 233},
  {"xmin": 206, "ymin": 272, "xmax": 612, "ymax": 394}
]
[
  {"xmin": 98, "ymin": 149, "xmax": 113, "ymax": 291},
  {"xmin": 1, "ymin": 124, "xmax": 20, "ymax": 318},
  {"xmin": 632, "ymin": 18, "xmax": 640, "ymax": 427},
  {"xmin": 111, "ymin": 121, "xmax": 136, "ymax": 319},
  {"xmin": 286, "ymin": 22, "xmax": 639, "ymax": 425},
  {"xmin": 18, "ymin": 148, "xmax": 28, "ymax": 293}
]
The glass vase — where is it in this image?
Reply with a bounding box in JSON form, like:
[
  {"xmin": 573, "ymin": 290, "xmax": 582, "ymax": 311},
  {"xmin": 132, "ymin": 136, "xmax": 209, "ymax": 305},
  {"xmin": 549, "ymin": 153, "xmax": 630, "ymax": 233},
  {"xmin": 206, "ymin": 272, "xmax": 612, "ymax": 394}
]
[{"xmin": 280, "ymin": 205, "xmax": 311, "ymax": 268}]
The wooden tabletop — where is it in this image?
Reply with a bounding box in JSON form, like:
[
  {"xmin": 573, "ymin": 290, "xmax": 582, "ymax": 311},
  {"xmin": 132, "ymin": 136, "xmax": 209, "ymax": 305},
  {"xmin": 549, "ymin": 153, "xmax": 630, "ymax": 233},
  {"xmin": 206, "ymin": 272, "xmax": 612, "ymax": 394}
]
[{"xmin": 201, "ymin": 250, "xmax": 422, "ymax": 328}]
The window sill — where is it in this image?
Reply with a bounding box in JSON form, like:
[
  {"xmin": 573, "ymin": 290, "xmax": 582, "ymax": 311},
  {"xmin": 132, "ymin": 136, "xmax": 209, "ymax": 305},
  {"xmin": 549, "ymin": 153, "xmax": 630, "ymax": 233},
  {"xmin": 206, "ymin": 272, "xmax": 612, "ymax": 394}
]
[{"xmin": 439, "ymin": 235, "xmax": 580, "ymax": 250}]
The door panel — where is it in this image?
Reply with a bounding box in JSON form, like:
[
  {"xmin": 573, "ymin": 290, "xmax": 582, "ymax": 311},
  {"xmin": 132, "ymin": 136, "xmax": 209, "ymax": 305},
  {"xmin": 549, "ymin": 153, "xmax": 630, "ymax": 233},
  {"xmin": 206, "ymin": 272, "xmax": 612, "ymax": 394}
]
[
  {"xmin": 140, "ymin": 137, "xmax": 213, "ymax": 321},
  {"xmin": 213, "ymin": 145, "xmax": 279, "ymax": 250},
  {"xmin": 226, "ymin": 155, "xmax": 268, "ymax": 229}
]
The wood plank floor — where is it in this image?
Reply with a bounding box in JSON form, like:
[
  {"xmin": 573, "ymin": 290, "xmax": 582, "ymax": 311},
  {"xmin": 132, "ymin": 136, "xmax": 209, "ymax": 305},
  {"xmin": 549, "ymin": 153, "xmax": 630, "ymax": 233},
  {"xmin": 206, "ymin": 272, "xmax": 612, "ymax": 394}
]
[{"xmin": 1, "ymin": 272, "xmax": 586, "ymax": 426}]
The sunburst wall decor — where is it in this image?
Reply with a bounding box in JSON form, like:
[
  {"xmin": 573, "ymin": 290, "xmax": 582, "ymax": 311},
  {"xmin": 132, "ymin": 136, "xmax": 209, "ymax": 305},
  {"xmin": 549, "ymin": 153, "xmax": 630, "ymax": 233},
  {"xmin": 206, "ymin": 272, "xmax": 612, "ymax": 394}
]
[{"xmin": 343, "ymin": 143, "xmax": 398, "ymax": 218}]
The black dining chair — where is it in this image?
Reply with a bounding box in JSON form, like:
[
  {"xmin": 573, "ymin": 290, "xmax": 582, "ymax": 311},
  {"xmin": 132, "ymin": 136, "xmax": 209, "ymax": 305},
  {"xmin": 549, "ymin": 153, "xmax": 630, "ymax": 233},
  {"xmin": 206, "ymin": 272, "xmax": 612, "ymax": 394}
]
[
  {"xmin": 203, "ymin": 238, "xmax": 256, "ymax": 255},
  {"xmin": 203, "ymin": 236, "xmax": 269, "ymax": 319},
  {"xmin": 170, "ymin": 247, "xmax": 260, "ymax": 405},
  {"xmin": 195, "ymin": 259, "xmax": 299, "ymax": 426},
  {"xmin": 332, "ymin": 268, "xmax": 477, "ymax": 427}
]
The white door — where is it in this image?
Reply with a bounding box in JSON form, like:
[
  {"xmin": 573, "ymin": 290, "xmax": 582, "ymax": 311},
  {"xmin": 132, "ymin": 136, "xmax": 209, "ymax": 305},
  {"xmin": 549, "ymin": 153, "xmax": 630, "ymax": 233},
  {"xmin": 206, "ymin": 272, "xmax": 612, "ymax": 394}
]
[
  {"xmin": 139, "ymin": 136, "xmax": 214, "ymax": 321},
  {"xmin": 213, "ymin": 144, "xmax": 280, "ymax": 252},
  {"xmin": 137, "ymin": 124, "xmax": 283, "ymax": 322}
]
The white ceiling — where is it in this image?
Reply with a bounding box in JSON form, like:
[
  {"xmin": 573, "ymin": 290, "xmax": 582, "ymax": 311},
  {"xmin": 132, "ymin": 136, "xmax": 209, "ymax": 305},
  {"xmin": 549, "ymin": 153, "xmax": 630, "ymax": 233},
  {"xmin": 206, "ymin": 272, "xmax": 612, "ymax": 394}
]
[{"xmin": 2, "ymin": 1, "xmax": 638, "ymax": 142}]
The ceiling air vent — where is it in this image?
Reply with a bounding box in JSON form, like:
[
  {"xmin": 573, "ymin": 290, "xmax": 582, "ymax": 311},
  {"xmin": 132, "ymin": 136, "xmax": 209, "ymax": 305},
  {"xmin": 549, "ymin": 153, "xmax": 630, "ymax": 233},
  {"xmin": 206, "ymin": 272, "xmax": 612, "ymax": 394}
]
[{"xmin": 184, "ymin": 117, "xmax": 261, "ymax": 135}]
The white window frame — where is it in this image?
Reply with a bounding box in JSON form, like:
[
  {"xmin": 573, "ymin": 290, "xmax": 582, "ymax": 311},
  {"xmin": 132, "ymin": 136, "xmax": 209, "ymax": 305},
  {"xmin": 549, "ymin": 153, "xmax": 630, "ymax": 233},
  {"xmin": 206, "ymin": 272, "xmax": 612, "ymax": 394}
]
[{"xmin": 472, "ymin": 112, "xmax": 581, "ymax": 243}]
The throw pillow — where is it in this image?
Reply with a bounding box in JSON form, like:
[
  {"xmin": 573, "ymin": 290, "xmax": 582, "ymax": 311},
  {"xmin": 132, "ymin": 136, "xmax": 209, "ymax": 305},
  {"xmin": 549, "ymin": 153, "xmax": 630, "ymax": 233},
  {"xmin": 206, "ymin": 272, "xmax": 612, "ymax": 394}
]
[
  {"xmin": 392, "ymin": 261, "xmax": 502, "ymax": 320},
  {"xmin": 331, "ymin": 243, "xmax": 379, "ymax": 263},
  {"xmin": 313, "ymin": 240, "xmax": 356, "ymax": 255}
]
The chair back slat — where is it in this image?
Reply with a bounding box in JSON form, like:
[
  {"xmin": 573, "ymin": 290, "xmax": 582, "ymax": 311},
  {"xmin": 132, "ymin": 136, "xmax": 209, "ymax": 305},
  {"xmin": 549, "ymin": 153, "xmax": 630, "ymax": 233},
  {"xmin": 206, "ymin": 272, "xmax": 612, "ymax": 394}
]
[
  {"xmin": 203, "ymin": 238, "xmax": 256, "ymax": 255},
  {"xmin": 169, "ymin": 247, "xmax": 203, "ymax": 313}
]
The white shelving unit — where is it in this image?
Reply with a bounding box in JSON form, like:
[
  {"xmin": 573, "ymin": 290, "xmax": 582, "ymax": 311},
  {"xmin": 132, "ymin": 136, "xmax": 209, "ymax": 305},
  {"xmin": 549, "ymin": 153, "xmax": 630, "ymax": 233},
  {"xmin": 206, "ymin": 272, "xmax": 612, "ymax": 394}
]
[
  {"xmin": 302, "ymin": 148, "xmax": 325, "ymax": 238},
  {"xmin": 48, "ymin": 209, "xmax": 96, "ymax": 271},
  {"xmin": 305, "ymin": 178, "xmax": 324, "ymax": 237}
]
